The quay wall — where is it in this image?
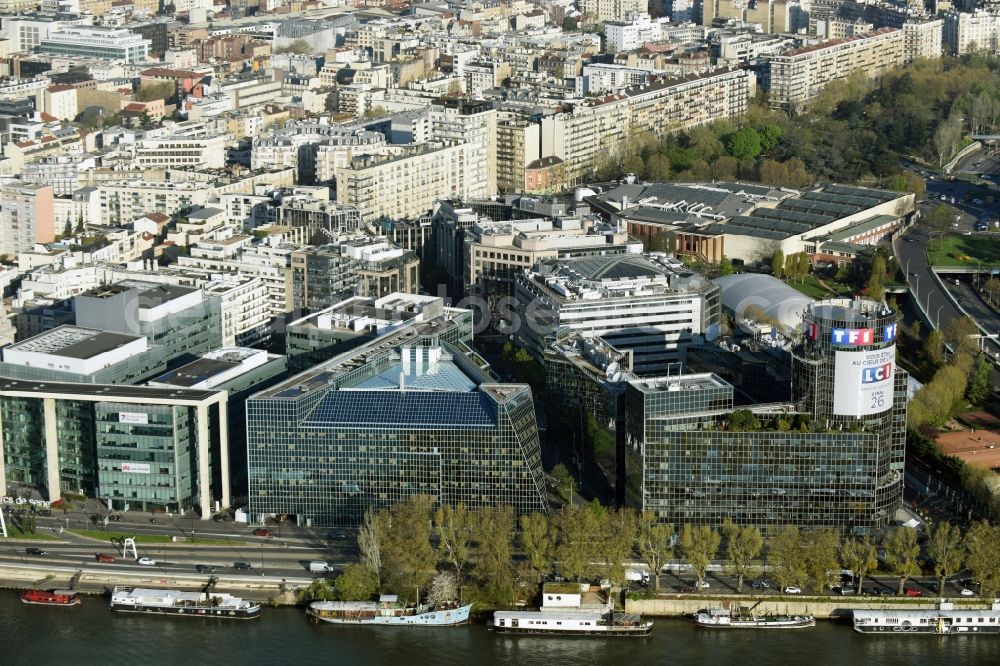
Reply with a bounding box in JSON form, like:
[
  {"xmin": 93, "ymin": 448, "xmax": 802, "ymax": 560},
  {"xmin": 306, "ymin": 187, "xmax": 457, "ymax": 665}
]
[{"xmin": 626, "ymin": 596, "xmax": 993, "ymax": 619}]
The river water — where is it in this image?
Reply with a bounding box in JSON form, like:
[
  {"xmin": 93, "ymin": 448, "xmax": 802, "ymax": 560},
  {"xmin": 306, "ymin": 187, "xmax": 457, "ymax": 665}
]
[{"xmin": 2, "ymin": 593, "xmax": 996, "ymax": 665}]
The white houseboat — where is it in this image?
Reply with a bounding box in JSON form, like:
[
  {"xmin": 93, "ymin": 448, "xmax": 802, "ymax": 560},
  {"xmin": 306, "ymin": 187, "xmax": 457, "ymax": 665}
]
[
  {"xmin": 694, "ymin": 607, "xmax": 815, "ymax": 629},
  {"xmin": 491, "ymin": 582, "xmax": 652, "ymax": 638},
  {"xmin": 854, "ymin": 601, "xmax": 1000, "ymax": 635},
  {"xmin": 307, "ymin": 595, "xmax": 471, "ymax": 626},
  {"xmin": 109, "ymin": 587, "xmax": 260, "ymax": 619}
]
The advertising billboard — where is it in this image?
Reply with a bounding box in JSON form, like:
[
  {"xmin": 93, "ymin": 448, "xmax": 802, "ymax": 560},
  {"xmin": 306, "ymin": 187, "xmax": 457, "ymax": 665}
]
[
  {"xmin": 121, "ymin": 462, "xmax": 151, "ymax": 474},
  {"xmin": 119, "ymin": 412, "xmax": 149, "ymax": 425},
  {"xmin": 833, "ymin": 346, "xmax": 896, "ymax": 416}
]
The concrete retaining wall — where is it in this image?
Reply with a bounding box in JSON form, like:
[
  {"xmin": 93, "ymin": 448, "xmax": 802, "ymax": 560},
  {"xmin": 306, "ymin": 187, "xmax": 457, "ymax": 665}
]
[
  {"xmin": 626, "ymin": 596, "xmax": 990, "ymax": 619},
  {"xmin": 0, "ymin": 563, "xmax": 310, "ymax": 604}
]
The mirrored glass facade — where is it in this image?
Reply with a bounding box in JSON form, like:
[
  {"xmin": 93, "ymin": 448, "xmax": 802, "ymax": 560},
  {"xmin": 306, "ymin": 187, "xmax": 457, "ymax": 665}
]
[{"xmin": 247, "ymin": 337, "xmax": 548, "ymax": 526}]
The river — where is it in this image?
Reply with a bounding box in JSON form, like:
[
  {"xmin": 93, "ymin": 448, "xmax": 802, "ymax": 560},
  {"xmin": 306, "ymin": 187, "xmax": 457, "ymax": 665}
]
[{"xmin": 2, "ymin": 593, "xmax": 996, "ymax": 665}]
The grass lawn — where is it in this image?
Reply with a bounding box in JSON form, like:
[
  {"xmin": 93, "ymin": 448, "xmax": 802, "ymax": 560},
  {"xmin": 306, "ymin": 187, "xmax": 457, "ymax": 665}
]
[
  {"xmin": 788, "ymin": 275, "xmax": 835, "ymax": 299},
  {"xmin": 927, "ymin": 234, "xmax": 1000, "ymax": 267},
  {"xmin": 6, "ymin": 525, "xmax": 60, "ymax": 540},
  {"xmin": 788, "ymin": 275, "xmax": 852, "ymax": 299},
  {"xmin": 70, "ymin": 530, "xmax": 175, "ymax": 544}
]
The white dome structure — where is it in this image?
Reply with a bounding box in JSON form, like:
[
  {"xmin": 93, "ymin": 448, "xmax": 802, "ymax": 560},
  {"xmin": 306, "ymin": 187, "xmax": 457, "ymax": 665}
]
[{"xmin": 713, "ymin": 273, "xmax": 814, "ymax": 331}]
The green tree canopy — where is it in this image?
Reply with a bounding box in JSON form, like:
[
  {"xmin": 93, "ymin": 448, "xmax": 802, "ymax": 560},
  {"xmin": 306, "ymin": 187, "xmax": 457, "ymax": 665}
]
[
  {"xmin": 885, "ymin": 527, "xmax": 921, "ymax": 595},
  {"xmin": 726, "ymin": 127, "xmax": 763, "ymax": 160}
]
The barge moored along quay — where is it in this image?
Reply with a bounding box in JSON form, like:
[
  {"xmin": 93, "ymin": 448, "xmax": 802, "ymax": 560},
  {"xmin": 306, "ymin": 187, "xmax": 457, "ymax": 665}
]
[
  {"xmin": 694, "ymin": 607, "xmax": 815, "ymax": 629},
  {"xmin": 307, "ymin": 595, "xmax": 471, "ymax": 626},
  {"xmin": 20, "ymin": 589, "xmax": 82, "ymax": 607},
  {"xmin": 109, "ymin": 587, "xmax": 261, "ymax": 619},
  {"xmin": 491, "ymin": 581, "xmax": 652, "ymax": 637},
  {"xmin": 854, "ymin": 601, "xmax": 1000, "ymax": 634}
]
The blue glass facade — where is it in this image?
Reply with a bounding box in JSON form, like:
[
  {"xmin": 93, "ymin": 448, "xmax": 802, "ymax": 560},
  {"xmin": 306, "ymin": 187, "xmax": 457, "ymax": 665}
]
[{"xmin": 247, "ymin": 339, "xmax": 548, "ymax": 526}]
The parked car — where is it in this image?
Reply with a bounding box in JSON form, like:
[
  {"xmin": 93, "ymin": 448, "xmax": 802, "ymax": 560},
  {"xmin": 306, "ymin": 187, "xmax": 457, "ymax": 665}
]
[
  {"xmin": 233, "ymin": 561, "xmax": 252, "ymax": 570},
  {"xmin": 96, "ymin": 553, "xmax": 115, "ymax": 563},
  {"xmin": 25, "ymin": 547, "xmax": 45, "ymax": 556},
  {"xmin": 839, "ymin": 587, "xmax": 856, "ymax": 596},
  {"xmin": 679, "ymin": 586, "xmax": 697, "ymax": 593},
  {"xmin": 108, "ymin": 514, "xmax": 124, "ymax": 522},
  {"xmin": 905, "ymin": 587, "xmax": 922, "ymax": 597},
  {"xmin": 327, "ymin": 530, "xmax": 347, "ymax": 540},
  {"xmin": 961, "ymin": 588, "xmax": 975, "ymax": 597},
  {"xmin": 195, "ymin": 564, "xmax": 216, "ymax": 574},
  {"xmin": 695, "ymin": 581, "xmax": 710, "ymax": 589},
  {"xmin": 783, "ymin": 586, "xmax": 801, "ymax": 594},
  {"xmin": 751, "ymin": 580, "xmax": 771, "ymax": 590},
  {"xmin": 253, "ymin": 528, "xmax": 272, "ymax": 537},
  {"xmin": 137, "ymin": 557, "xmax": 156, "ymax": 566}
]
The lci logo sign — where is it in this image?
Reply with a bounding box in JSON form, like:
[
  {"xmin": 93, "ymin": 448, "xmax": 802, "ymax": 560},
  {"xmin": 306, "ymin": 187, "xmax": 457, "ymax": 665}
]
[
  {"xmin": 861, "ymin": 362, "xmax": 893, "ymax": 384},
  {"xmin": 831, "ymin": 328, "xmax": 873, "ymax": 345}
]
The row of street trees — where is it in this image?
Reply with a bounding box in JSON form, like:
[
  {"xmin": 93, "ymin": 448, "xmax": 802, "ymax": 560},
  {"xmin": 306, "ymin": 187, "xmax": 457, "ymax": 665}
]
[{"xmin": 304, "ymin": 497, "xmax": 1000, "ymax": 606}]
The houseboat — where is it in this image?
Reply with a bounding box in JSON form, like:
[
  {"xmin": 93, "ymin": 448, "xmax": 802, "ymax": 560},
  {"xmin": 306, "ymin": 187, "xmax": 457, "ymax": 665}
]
[
  {"xmin": 491, "ymin": 581, "xmax": 652, "ymax": 638},
  {"xmin": 307, "ymin": 595, "xmax": 471, "ymax": 626},
  {"xmin": 693, "ymin": 607, "xmax": 815, "ymax": 629},
  {"xmin": 854, "ymin": 602, "xmax": 1000, "ymax": 634},
  {"xmin": 109, "ymin": 587, "xmax": 260, "ymax": 619},
  {"xmin": 19, "ymin": 589, "xmax": 81, "ymax": 607}
]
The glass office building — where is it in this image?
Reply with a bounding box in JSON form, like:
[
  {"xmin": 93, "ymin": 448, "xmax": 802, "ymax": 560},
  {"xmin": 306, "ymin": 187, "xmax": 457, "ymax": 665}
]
[
  {"xmin": 247, "ymin": 333, "xmax": 548, "ymax": 526},
  {"xmin": 634, "ymin": 298, "xmax": 906, "ymax": 534}
]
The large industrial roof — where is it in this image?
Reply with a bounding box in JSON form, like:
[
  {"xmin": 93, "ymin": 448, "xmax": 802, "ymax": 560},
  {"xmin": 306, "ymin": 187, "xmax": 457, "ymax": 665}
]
[{"xmin": 713, "ymin": 273, "xmax": 814, "ymax": 330}]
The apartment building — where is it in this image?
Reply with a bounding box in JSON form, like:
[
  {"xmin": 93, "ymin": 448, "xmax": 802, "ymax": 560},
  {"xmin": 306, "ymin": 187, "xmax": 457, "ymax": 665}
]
[
  {"xmin": 134, "ymin": 135, "xmax": 228, "ymax": 170},
  {"xmin": 291, "ymin": 238, "xmax": 419, "ymax": 312},
  {"xmin": 0, "ymin": 183, "xmax": 54, "ymax": 257},
  {"xmin": 903, "ymin": 19, "xmax": 944, "ymax": 62},
  {"xmin": 943, "ymin": 10, "xmax": 1000, "ymax": 56},
  {"xmin": 542, "ymin": 68, "xmax": 755, "ymax": 185},
  {"xmin": 38, "ymin": 27, "xmax": 151, "ymax": 63},
  {"xmin": 580, "ymin": 0, "xmax": 646, "ymax": 22},
  {"xmin": 428, "ymin": 99, "xmax": 499, "ymax": 197},
  {"xmin": 496, "ymin": 116, "xmax": 542, "ymax": 195},
  {"xmin": 761, "ymin": 28, "xmax": 906, "ymax": 112},
  {"xmin": 177, "ymin": 242, "xmax": 296, "ymax": 318},
  {"xmin": 202, "ymin": 275, "xmax": 271, "ymax": 347},
  {"xmin": 334, "ymin": 142, "xmax": 487, "ymax": 221}
]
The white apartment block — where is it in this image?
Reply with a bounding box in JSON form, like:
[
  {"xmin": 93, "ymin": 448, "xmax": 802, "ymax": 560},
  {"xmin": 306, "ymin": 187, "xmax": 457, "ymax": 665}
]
[
  {"xmin": 903, "ymin": 19, "xmax": 944, "ymax": 62},
  {"xmin": 39, "ymin": 27, "xmax": 151, "ymax": 63},
  {"xmin": 99, "ymin": 180, "xmax": 210, "ymax": 226},
  {"xmin": 943, "ymin": 10, "xmax": 1000, "ymax": 56},
  {"xmin": 604, "ymin": 13, "xmax": 667, "ymax": 53},
  {"xmin": 579, "ymin": 0, "xmax": 646, "ymax": 22},
  {"xmin": 202, "ymin": 275, "xmax": 270, "ymax": 347},
  {"xmin": 542, "ymin": 68, "xmax": 755, "ymax": 185},
  {"xmin": 314, "ymin": 132, "xmax": 390, "ymax": 183},
  {"xmin": 428, "ymin": 100, "xmax": 498, "ymax": 196},
  {"xmin": 334, "ymin": 142, "xmax": 487, "ymax": 221},
  {"xmin": 762, "ymin": 28, "xmax": 906, "ymax": 112},
  {"xmin": 176, "ymin": 243, "xmax": 295, "ymax": 317},
  {"xmin": 134, "ymin": 135, "xmax": 227, "ymax": 169}
]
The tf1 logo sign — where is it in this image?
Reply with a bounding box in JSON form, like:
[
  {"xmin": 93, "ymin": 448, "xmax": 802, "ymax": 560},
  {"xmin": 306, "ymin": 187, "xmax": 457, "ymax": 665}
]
[
  {"xmin": 831, "ymin": 328, "xmax": 873, "ymax": 345},
  {"xmin": 831, "ymin": 324, "xmax": 896, "ymax": 345},
  {"xmin": 861, "ymin": 362, "xmax": 893, "ymax": 384}
]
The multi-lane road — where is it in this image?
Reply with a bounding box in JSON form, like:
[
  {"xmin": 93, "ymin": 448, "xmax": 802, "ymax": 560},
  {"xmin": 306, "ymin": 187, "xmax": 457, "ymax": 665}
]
[{"xmin": 1, "ymin": 511, "xmax": 356, "ymax": 580}]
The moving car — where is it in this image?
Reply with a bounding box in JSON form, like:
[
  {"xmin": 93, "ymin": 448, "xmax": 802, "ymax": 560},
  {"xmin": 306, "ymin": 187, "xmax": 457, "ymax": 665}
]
[
  {"xmin": 234, "ymin": 561, "xmax": 252, "ymax": 570},
  {"xmin": 783, "ymin": 586, "xmax": 801, "ymax": 594},
  {"xmin": 253, "ymin": 528, "xmax": 272, "ymax": 537},
  {"xmin": 96, "ymin": 553, "xmax": 115, "ymax": 563},
  {"xmin": 195, "ymin": 564, "xmax": 216, "ymax": 573},
  {"xmin": 137, "ymin": 557, "xmax": 156, "ymax": 566},
  {"xmin": 25, "ymin": 547, "xmax": 45, "ymax": 556}
]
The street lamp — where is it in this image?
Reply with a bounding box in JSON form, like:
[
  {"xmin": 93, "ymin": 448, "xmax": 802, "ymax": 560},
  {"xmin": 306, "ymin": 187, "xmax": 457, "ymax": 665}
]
[
  {"xmin": 936, "ymin": 305, "xmax": 946, "ymax": 329},
  {"xmin": 926, "ymin": 290, "xmax": 935, "ymax": 318}
]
